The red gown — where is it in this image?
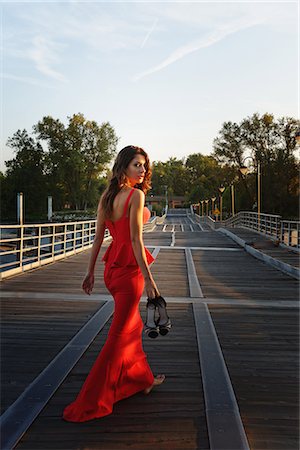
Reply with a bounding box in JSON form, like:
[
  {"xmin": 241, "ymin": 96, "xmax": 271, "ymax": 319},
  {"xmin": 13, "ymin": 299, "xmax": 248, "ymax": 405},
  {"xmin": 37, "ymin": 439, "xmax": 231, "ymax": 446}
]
[{"xmin": 62, "ymin": 188, "xmax": 155, "ymax": 422}]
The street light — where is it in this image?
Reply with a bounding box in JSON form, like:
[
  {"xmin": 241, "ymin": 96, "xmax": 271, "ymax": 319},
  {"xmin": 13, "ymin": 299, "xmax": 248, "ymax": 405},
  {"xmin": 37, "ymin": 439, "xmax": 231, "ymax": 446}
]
[
  {"xmin": 211, "ymin": 196, "xmax": 216, "ymax": 217},
  {"xmin": 230, "ymin": 184, "xmax": 235, "ymax": 217},
  {"xmin": 163, "ymin": 185, "xmax": 168, "ymax": 212},
  {"xmin": 239, "ymin": 156, "xmax": 261, "ymax": 229},
  {"xmin": 200, "ymin": 200, "xmax": 204, "ymax": 216},
  {"xmin": 218, "ymin": 186, "xmax": 225, "ymax": 221},
  {"xmin": 205, "ymin": 199, "xmax": 209, "ymax": 216}
]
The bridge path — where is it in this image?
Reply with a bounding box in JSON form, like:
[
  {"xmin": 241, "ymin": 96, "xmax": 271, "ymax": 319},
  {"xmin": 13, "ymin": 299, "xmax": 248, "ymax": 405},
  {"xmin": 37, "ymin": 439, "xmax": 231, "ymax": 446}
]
[{"xmin": 0, "ymin": 211, "xmax": 299, "ymax": 450}]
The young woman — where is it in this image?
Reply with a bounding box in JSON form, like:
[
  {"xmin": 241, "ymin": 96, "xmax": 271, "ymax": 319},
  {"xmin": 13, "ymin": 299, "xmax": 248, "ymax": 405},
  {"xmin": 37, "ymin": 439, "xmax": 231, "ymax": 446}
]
[{"xmin": 62, "ymin": 145, "xmax": 165, "ymax": 422}]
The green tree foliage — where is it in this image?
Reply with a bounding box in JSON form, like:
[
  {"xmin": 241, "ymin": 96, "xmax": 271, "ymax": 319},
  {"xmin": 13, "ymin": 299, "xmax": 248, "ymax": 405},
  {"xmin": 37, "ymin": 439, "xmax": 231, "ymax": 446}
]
[
  {"xmin": 213, "ymin": 113, "xmax": 299, "ymax": 217},
  {"xmin": 1, "ymin": 115, "xmax": 118, "ymax": 221},
  {"xmin": 33, "ymin": 113, "xmax": 118, "ymax": 210},
  {"xmin": 1, "ymin": 112, "xmax": 298, "ymax": 222},
  {"xmin": 1, "ymin": 130, "xmax": 47, "ymax": 221}
]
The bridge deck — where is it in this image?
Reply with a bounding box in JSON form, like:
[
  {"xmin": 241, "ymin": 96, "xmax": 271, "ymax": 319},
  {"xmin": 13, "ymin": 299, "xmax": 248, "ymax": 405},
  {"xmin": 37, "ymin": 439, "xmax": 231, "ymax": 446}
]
[{"xmin": 1, "ymin": 215, "xmax": 299, "ymax": 450}]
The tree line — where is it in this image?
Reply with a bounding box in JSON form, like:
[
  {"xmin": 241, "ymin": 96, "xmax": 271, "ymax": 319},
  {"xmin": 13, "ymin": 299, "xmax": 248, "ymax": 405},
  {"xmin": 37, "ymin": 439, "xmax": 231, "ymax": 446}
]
[{"xmin": 1, "ymin": 112, "xmax": 299, "ymax": 222}]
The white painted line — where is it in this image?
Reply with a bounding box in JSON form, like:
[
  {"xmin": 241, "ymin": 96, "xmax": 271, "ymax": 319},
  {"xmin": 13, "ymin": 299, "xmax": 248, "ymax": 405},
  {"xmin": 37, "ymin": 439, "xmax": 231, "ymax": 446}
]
[
  {"xmin": 189, "ymin": 224, "xmax": 194, "ymax": 231},
  {"xmin": 193, "ymin": 303, "xmax": 250, "ymax": 450},
  {"xmin": 171, "ymin": 231, "xmax": 175, "ymax": 247},
  {"xmin": 185, "ymin": 248, "xmax": 204, "ymax": 298},
  {"xmin": 162, "ymin": 224, "xmax": 167, "ymax": 232},
  {"xmin": 0, "ymin": 301, "xmax": 114, "ymax": 450},
  {"xmin": 172, "ymin": 224, "xmax": 175, "ymax": 232},
  {"xmin": 181, "ymin": 225, "xmax": 184, "ymax": 232},
  {"xmin": 145, "ymin": 246, "xmax": 242, "ymax": 251},
  {"xmin": 198, "ymin": 222, "xmax": 204, "ymax": 231},
  {"xmin": 151, "ymin": 247, "xmax": 160, "ymax": 260},
  {"xmin": 1, "ymin": 291, "xmax": 298, "ymax": 308}
]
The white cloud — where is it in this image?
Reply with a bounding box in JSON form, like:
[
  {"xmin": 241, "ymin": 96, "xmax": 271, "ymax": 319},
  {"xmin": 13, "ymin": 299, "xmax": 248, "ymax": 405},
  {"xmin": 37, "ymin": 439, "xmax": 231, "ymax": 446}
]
[
  {"xmin": 133, "ymin": 17, "xmax": 263, "ymax": 81},
  {"xmin": 1, "ymin": 72, "xmax": 57, "ymax": 89},
  {"xmin": 140, "ymin": 18, "xmax": 158, "ymax": 49},
  {"xmin": 27, "ymin": 36, "xmax": 67, "ymax": 82}
]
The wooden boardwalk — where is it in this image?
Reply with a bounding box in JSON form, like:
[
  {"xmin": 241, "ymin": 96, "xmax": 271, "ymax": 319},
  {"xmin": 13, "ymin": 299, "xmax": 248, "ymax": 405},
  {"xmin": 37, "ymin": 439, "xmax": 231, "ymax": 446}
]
[{"xmin": 0, "ymin": 213, "xmax": 299, "ymax": 450}]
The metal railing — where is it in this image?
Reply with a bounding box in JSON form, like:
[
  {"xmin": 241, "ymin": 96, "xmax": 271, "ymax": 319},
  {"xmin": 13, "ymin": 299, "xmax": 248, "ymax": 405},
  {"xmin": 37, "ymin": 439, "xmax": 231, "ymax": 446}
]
[
  {"xmin": 0, "ymin": 215, "xmax": 161, "ymax": 279},
  {"xmin": 0, "ymin": 220, "xmax": 101, "ymax": 279},
  {"xmin": 194, "ymin": 211, "xmax": 299, "ymax": 249}
]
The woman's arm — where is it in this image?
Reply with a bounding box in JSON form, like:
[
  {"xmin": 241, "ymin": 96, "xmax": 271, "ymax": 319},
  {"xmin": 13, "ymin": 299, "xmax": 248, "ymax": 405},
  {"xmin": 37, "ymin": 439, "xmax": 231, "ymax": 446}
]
[
  {"xmin": 82, "ymin": 197, "xmax": 106, "ymax": 295},
  {"xmin": 129, "ymin": 189, "xmax": 160, "ymax": 299}
]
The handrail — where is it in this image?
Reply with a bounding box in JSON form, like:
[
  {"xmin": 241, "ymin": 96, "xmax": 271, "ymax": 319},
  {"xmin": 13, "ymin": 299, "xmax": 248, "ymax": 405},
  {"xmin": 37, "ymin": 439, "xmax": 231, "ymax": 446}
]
[
  {"xmin": 0, "ymin": 215, "xmax": 161, "ymax": 279},
  {"xmin": 192, "ymin": 210, "xmax": 299, "ymax": 249}
]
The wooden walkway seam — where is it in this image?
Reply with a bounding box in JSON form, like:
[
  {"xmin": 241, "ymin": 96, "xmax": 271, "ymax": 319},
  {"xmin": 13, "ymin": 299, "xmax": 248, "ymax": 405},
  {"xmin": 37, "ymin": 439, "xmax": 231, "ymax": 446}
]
[
  {"xmin": 1, "ymin": 291, "xmax": 298, "ymax": 308},
  {"xmin": 185, "ymin": 248, "xmax": 204, "ymax": 298},
  {"xmin": 193, "ymin": 302, "xmax": 250, "ymax": 450}
]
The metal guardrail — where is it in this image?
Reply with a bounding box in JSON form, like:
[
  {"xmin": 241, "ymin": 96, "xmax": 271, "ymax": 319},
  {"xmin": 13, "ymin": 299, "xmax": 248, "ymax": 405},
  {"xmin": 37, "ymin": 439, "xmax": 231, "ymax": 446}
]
[
  {"xmin": 0, "ymin": 220, "xmax": 100, "ymax": 279},
  {"xmin": 0, "ymin": 215, "xmax": 161, "ymax": 279},
  {"xmin": 194, "ymin": 211, "xmax": 300, "ymax": 249}
]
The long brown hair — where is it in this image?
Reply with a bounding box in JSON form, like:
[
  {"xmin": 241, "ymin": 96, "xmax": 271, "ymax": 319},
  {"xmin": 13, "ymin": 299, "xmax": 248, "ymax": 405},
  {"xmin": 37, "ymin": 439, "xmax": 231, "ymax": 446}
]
[{"xmin": 101, "ymin": 145, "xmax": 152, "ymax": 219}]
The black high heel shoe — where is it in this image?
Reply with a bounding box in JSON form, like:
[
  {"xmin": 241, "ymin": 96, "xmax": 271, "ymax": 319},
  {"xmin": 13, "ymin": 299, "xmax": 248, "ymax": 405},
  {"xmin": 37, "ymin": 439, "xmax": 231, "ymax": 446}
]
[
  {"xmin": 155, "ymin": 295, "xmax": 172, "ymax": 336},
  {"xmin": 144, "ymin": 298, "xmax": 159, "ymax": 338}
]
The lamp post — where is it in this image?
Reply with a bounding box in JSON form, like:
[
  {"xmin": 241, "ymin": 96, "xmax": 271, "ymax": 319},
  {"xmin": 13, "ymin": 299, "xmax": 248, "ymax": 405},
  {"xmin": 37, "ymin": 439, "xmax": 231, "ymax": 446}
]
[
  {"xmin": 218, "ymin": 186, "xmax": 225, "ymax": 221},
  {"xmin": 211, "ymin": 196, "xmax": 216, "ymax": 217},
  {"xmin": 205, "ymin": 199, "xmax": 209, "ymax": 216},
  {"xmin": 200, "ymin": 200, "xmax": 204, "ymax": 216},
  {"xmin": 163, "ymin": 185, "xmax": 168, "ymax": 213},
  {"xmin": 230, "ymin": 184, "xmax": 235, "ymax": 217},
  {"xmin": 240, "ymin": 156, "xmax": 261, "ymax": 229}
]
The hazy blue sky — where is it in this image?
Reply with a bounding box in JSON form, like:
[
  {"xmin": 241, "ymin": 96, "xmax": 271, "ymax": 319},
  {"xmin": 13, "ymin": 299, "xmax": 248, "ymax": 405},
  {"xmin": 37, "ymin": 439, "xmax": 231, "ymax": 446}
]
[{"xmin": 1, "ymin": 0, "xmax": 298, "ymax": 172}]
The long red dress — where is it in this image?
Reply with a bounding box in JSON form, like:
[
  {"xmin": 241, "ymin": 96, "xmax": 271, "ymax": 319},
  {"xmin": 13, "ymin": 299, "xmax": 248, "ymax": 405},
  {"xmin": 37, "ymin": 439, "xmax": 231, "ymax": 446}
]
[{"xmin": 62, "ymin": 188, "xmax": 155, "ymax": 422}]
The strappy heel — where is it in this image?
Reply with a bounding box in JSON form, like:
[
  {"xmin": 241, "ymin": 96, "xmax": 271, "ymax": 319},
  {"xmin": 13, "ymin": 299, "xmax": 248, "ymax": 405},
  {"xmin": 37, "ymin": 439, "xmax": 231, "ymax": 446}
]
[
  {"xmin": 155, "ymin": 295, "xmax": 172, "ymax": 336},
  {"xmin": 144, "ymin": 298, "xmax": 159, "ymax": 338}
]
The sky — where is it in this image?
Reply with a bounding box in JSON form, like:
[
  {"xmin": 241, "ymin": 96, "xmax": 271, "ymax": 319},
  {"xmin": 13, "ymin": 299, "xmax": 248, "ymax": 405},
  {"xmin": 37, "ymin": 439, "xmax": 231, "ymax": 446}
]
[{"xmin": 1, "ymin": 0, "xmax": 298, "ymax": 173}]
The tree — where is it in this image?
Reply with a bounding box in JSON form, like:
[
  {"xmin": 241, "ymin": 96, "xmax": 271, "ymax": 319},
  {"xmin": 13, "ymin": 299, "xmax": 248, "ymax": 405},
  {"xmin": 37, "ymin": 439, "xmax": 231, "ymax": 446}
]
[
  {"xmin": 2, "ymin": 130, "xmax": 48, "ymax": 221},
  {"xmin": 213, "ymin": 113, "xmax": 299, "ymax": 217},
  {"xmin": 185, "ymin": 153, "xmax": 234, "ymax": 207},
  {"xmin": 33, "ymin": 113, "xmax": 119, "ymax": 210}
]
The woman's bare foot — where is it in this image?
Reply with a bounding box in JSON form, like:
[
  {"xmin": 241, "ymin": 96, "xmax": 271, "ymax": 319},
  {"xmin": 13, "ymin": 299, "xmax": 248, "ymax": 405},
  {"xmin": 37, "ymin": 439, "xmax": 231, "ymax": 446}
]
[{"xmin": 143, "ymin": 374, "xmax": 165, "ymax": 395}]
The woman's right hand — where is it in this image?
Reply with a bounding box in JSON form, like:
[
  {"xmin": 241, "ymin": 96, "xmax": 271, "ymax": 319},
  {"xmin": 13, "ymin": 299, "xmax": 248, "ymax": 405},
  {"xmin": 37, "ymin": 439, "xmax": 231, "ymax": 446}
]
[
  {"xmin": 145, "ymin": 278, "xmax": 160, "ymax": 299},
  {"xmin": 82, "ymin": 272, "xmax": 94, "ymax": 295}
]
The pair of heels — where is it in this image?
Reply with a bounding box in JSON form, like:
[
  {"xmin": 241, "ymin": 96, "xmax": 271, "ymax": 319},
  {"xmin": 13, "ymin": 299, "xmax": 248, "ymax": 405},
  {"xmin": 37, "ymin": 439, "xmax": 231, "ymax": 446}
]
[{"xmin": 144, "ymin": 295, "xmax": 172, "ymax": 339}]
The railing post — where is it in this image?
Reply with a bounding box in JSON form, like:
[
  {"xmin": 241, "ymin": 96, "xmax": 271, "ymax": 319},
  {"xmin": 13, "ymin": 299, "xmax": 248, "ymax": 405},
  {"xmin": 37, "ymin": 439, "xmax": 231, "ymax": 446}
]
[
  {"xmin": 37, "ymin": 225, "xmax": 41, "ymax": 266},
  {"xmin": 20, "ymin": 226, "xmax": 24, "ymax": 270},
  {"xmin": 52, "ymin": 225, "xmax": 55, "ymax": 260},
  {"xmin": 81, "ymin": 222, "xmax": 84, "ymax": 248},
  {"xmin": 73, "ymin": 223, "xmax": 76, "ymax": 253},
  {"xmin": 64, "ymin": 224, "xmax": 67, "ymax": 255}
]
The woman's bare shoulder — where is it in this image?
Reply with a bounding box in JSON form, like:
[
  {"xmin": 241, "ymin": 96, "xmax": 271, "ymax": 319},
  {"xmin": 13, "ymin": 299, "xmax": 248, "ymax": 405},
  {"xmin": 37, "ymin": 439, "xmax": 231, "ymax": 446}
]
[{"xmin": 131, "ymin": 188, "xmax": 145, "ymax": 203}]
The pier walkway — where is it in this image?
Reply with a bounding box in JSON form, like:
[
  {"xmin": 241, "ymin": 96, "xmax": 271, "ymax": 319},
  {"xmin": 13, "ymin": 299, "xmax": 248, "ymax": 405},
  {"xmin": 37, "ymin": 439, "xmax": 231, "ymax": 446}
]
[{"xmin": 1, "ymin": 211, "xmax": 299, "ymax": 450}]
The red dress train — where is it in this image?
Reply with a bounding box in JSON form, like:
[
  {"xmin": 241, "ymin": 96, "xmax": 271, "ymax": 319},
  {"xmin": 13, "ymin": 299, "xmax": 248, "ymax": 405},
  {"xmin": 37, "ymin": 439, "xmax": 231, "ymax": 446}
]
[{"xmin": 62, "ymin": 188, "xmax": 155, "ymax": 422}]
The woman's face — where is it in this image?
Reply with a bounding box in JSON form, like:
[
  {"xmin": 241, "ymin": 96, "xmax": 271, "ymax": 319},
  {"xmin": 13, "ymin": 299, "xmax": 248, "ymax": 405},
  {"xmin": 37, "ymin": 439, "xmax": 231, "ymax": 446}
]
[{"xmin": 125, "ymin": 154, "xmax": 146, "ymax": 186}]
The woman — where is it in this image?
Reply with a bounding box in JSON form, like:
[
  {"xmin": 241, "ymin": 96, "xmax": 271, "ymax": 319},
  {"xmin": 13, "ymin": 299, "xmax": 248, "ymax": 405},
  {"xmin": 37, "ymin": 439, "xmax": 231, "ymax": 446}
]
[{"xmin": 62, "ymin": 145, "xmax": 165, "ymax": 422}]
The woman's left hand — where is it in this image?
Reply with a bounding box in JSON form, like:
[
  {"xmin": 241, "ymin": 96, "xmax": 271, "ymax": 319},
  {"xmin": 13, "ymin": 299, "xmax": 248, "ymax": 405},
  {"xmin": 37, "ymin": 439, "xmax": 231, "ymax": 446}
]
[{"xmin": 82, "ymin": 272, "xmax": 95, "ymax": 295}]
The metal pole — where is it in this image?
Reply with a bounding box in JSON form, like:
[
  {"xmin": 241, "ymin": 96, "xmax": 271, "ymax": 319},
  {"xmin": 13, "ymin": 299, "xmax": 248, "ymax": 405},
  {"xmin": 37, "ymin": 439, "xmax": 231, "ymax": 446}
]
[
  {"xmin": 231, "ymin": 185, "xmax": 235, "ymax": 217},
  {"xmin": 17, "ymin": 193, "xmax": 24, "ymax": 269},
  {"xmin": 257, "ymin": 162, "xmax": 261, "ymax": 230},
  {"xmin": 17, "ymin": 192, "xmax": 23, "ymax": 225},
  {"xmin": 48, "ymin": 196, "xmax": 53, "ymax": 222},
  {"xmin": 220, "ymin": 195, "xmax": 223, "ymax": 222}
]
